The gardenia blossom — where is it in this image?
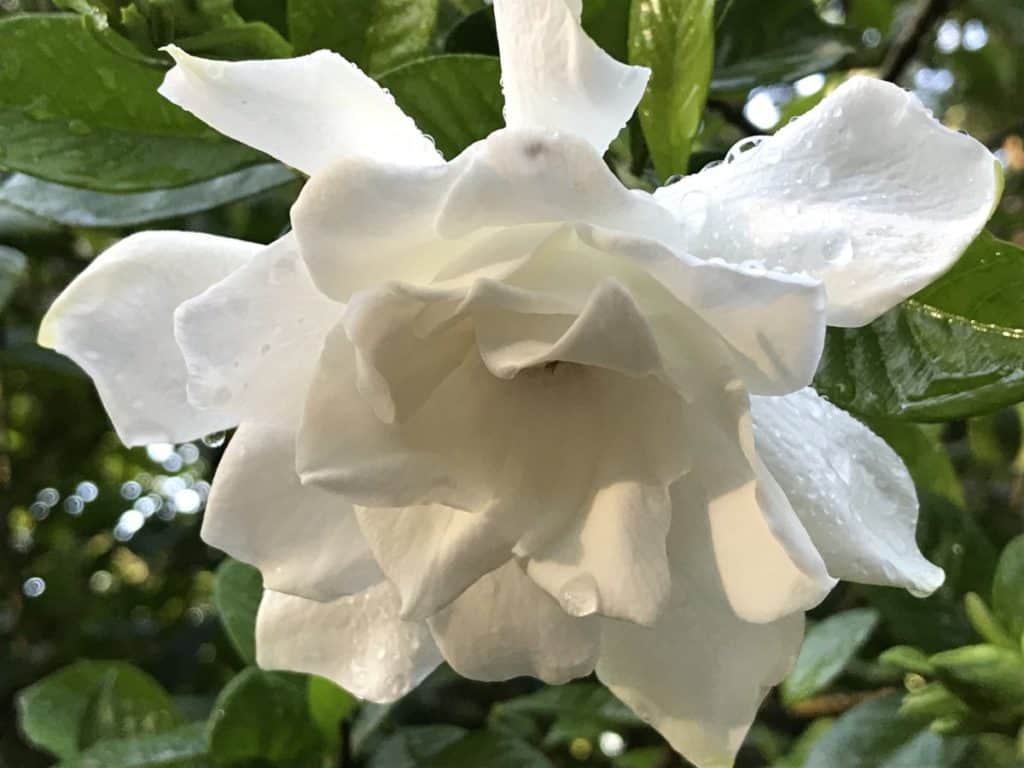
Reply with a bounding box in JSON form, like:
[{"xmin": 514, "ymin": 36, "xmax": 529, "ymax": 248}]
[{"xmin": 39, "ymin": 1, "xmax": 1001, "ymax": 765}]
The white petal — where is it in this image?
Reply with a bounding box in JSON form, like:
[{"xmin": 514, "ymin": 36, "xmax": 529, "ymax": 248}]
[
  {"xmin": 354, "ymin": 505, "xmax": 518, "ymax": 620},
  {"xmin": 655, "ymin": 77, "xmax": 1001, "ymax": 326},
  {"xmin": 174, "ymin": 235, "xmax": 342, "ymax": 428},
  {"xmin": 597, "ymin": 480, "xmax": 806, "ymax": 768},
  {"xmin": 675, "ymin": 343, "xmax": 836, "ymax": 624},
  {"xmin": 493, "ymin": 0, "xmax": 649, "ymax": 152},
  {"xmin": 751, "ymin": 388, "xmax": 944, "ymax": 596},
  {"xmin": 202, "ymin": 423, "xmax": 382, "ymax": 602},
  {"xmin": 158, "ymin": 46, "xmax": 440, "ymax": 176},
  {"xmin": 38, "ymin": 231, "xmax": 256, "ymax": 446},
  {"xmin": 257, "ymin": 583, "xmax": 441, "ymax": 703},
  {"xmin": 292, "ymin": 129, "xmax": 679, "ymax": 302},
  {"xmin": 293, "ymin": 130, "xmax": 826, "ymax": 395},
  {"xmin": 427, "ymin": 560, "xmax": 600, "ymax": 685}
]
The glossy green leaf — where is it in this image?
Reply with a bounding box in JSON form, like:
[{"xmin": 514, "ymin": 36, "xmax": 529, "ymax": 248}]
[
  {"xmin": 0, "ymin": 15, "xmax": 264, "ymax": 192},
  {"xmin": 804, "ymin": 694, "xmax": 973, "ymax": 768},
  {"xmin": 289, "ymin": 0, "xmax": 439, "ymax": 73},
  {"xmin": 0, "ymin": 245, "xmax": 27, "ymax": 312},
  {"xmin": 781, "ymin": 608, "xmax": 880, "ymax": 706},
  {"xmin": 17, "ymin": 661, "xmax": 177, "ymax": 760},
  {"xmin": 712, "ymin": 0, "xmax": 855, "ymax": 92},
  {"xmin": 426, "ymin": 730, "xmax": 555, "ymax": 768},
  {"xmin": 992, "ymin": 535, "xmax": 1024, "ymax": 639},
  {"xmin": 369, "ymin": 726, "xmax": 467, "ymax": 768},
  {"xmin": 0, "ymin": 165, "xmax": 296, "ymax": 228},
  {"xmin": 380, "ymin": 54, "xmax": 503, "ymax": 160},
  {"xmin": 212, "ymin": 558, "xmax": 262, "ymax": 665},
  {"xmin": 206, "ymin": 669, "xmax": 322, "ymax": 764},
  {"xmin": 174, "ymin": 21, "xmax": 293, "ymax": 59},
  {"xmin": 58, "ymin": 723, "xmax": 210, "ymax": 768},
  {"xmin": 815, "ymin": 233, "xmax": 1024, "ymax": 422},
  {"xmin": 307, "ymin": 676, "xmax": 357, "ymax": 750},
  {"xmin": 628, "ymin": 0, "xmax": 714, "ymax": 178}
]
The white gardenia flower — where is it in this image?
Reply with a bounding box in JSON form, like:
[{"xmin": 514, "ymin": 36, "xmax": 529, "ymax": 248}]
[{"xmin": 38, "ymin": 1, "xmax": 1001, "ymax": 766}]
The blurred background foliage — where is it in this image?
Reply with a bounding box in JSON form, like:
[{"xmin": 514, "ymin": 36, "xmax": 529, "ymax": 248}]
[{"xmin": 1, "ymin": 0, "xmax": 1024, "ymax": 766}]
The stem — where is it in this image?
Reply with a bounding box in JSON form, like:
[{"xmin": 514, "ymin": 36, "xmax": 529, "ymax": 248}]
[{"xmin": 878, "ymin": 0, "xmax": 956, "ymax": 83}]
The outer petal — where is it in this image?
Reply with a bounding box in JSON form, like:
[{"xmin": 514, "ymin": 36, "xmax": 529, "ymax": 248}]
[
  {"xmin": 655, "ymin": 77, "xmax": 1001, "ymax": 326},
  {"xmin": 354, "ymin": 505, "xmax": 518, "ymax": 621},
  {"xmin": 202, "ymin": 423, "xmax": 382, "ymax": 602},
  {"xmin": 38, "ymin": 231, "xmax": 256, "ymax": 446},
  {"xmin": 493, "ymin": 0, "xmax": 649, "ymax": 152},
  {"xmin": 427, "ymin": 560, "xmax": 600, "ymax": 685},
  {"xmin": 256, "ymin": 583, "xmax": 441, "ymax": 703},
  {"xmin": 174, "ymin": 235, "xmax": 343, "ymax": 428},
  {"xmin": 751, "ymin": 388, "xmax": 944, "ymax": 596},
  {"xmin": 672, "ymin": 336, "xmax": 836, "ymax": 624},
  {"xmin": 158, "ymin": 46, "xmax": 441, "ymax": 175},
  {"xmin": 597, "ymin": 480, "xmax": 806, "ymax": 768}
]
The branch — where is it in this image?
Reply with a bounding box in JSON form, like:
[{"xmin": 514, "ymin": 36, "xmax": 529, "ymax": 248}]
[{"xmin": 878, "ymin": 0, "xmax": 956, "ymax": 83}]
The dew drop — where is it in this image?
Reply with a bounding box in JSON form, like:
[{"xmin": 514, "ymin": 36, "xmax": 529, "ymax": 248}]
[
  {"xmin": 202, "ymin": 431, "xmax": 226, "ymax": 448},
  {"xmin": 560, "ymin": 574, "xmax": 599, "ymax": 618}
]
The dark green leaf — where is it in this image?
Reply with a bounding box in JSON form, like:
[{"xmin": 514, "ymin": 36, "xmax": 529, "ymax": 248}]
[
  {"xmin": 79, "ymin": 667, "xmax": 182, "ymax": 749},
  {"xmin": 206, "ymin": 669, "xmax": 322, "ymax": 764},
  {"xmin": 307, "ymin": 676, "xmax": 357, "ymax": 750},
  {"xmin": 58, "ymin": 723, "xmax": 210, "ymax": 768},
  {"xmin": 289, "ymin": 0, "xmax": 439, "ymax": 73},
  {"xmin": 380, "ymin": 54, "xmax": 503, "ymax": 160},
  {"xmin": 212, "ymin": 559, "xmax": 262, "ymax": 665},
  {"xmin": 991, "ymin": 535, "xmax": 1024, "ymax": 639},
  {"xmin": 582, "ymin": 0, "xmax": 631, "ymax": 62},
  {"xmin": 628, "ymin": 0, "xmax": 714, "ymax": 178},
  {"xmin": 0, "ymin": 245, "xmax": 27, "ymax": 311},
  {"xmin": 175, "ymin": 21, "xmax": 293, "ymax": 59},
  {"xmin": 442, "ymin": 7, "xmax": 497, "ymax": 56},
  {"xmin": 712, "ymin": 0, "xmax": 855, "ymax": 92},
  {"xmin": 804, "ymin": 694, "xmax": 972, "ymax": 768},
  {"xmin": 816, "ymin": 233, "xmax": 1024, "ymax": 422},
  {"xmin": 369, "ymin": 725, "xmax": 467, "ymax": 768},
  {"xmin": 781, "ymin": 608, "xmax": 880, "ymax": 705},
  {"xmin": 16, "ymin": 661, "xmax": 178, "ymax": 761},
  {"xmin": 426, "ymin": 730, "xmax": 554, "ymax": 768},
  {"xmin": 0, "ymin": 15, "xmax": 264, "ymax": 192},
  {"xmin": 0, "ymin": 165, "xmax": 296, "ymax": 228}
]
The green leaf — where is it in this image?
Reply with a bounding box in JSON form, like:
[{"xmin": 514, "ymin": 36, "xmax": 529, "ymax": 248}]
[
  {"xmin": 712, "ymin": 0, "xmax": 855, "ymax": 92},
  {"xmin": 929, "ymin": 644, "xmax": 1024, "ymax": 711},
  {"xmin": 212, "ymin": 558, "xmax": 263, "ymax": 665},
  {"xmin": 0, "ymin": 15, "xmax": 264, "ymax": 192},
  {"xmin": 307, "ymin": 676, "xmax": 357, "ymax": 750},
  {"xmin": 175, "ymin": 21, "xmax": 293, "ymax": 59},
  {"xmin": 0, "ymin": 165, "xmax": 296, "ymax": 228},
  {"xmin": 380, "ymin": 54, "xmax": 503, "ymax": 160},
  {"xmin": 964, "ymin": 592, "xmax": 1017, "ymax": 650},
  {"xmin": 781, "ymin": 608, "xmax": 880, "ymax": 706},
  {"xmin": 992, "ymin": 535, "xmax": 1024, "ymax": 639},
  {"xmin": 815, "ymin": 233, "xmax": 1024, "ymax": 422},
  {"xmin": 879, "ymin": 646, "xmax": 936, "ymax": 677},
  {"xmin": 493, "ymin": 682, "xmax": 640, "ymax": 750},
  {"xmin": 79, "ymin": 667, "xmax": 182, "ymax": 749},
  {"xmin": 206, "ymin": 669, "xmax": 322, "ymax": 764},
  {"xmin": 582, "ymin": 0, "xmax": 631, "ymax": 62},
  {"xmin": 0, "ymin": 245, "xmax": 27, "ymax": 312},
  {"xmin": 369, "ymin": 726, "xmax": 468, "ymax": 768},
  {"xmin": 628, "ymin": 0, "xmax": 714, "ymax": 178},
  {"xmin": 58, "ymin": 723, "xmax": 210, "ymax": 768},
  {"xmin": 426, "ymin": 730, "xmax": 555, "ymax": 768},
  {"xmin": 289, "ymin": 0, "xmax": 439, "ymax": 73},
  {"xmin": 17, "ymin": 661, "xmax": 179, "ymax": 761},
  {"xmin": 804, "ymin": 694, "xmax": 973, "ymax": 768}
]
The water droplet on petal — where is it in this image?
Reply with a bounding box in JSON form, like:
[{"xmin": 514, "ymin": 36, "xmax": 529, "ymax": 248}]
[{"xmin": 202, "ymin": 431, "xmax": 226, "ymax": 448}]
